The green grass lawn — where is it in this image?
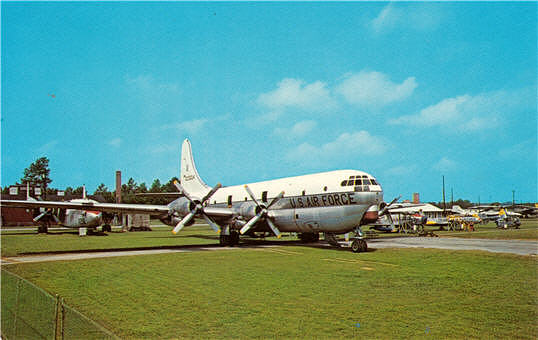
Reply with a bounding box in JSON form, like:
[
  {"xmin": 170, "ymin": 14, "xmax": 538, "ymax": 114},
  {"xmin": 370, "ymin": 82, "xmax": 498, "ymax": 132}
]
[
  {"xmin": 1, "ymin": 224, "xmax": 221, "ymax": 257},
  {"xmin": 3, "ymin": 246, "xmax": 537, "ymax": 339}
]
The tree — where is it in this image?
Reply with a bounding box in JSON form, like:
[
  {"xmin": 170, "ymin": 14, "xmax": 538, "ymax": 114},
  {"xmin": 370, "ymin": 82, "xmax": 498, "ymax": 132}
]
[
  {"xmin": 162, "ymin": 177, "xmax": 180, "ymax": 192},
  {"xmin": 149, "ymin": 179, "xmax": 162, "ymax": 193},
  {"xmin": 21, "ymin": 157, "xmax": 52, "ymax": 196},
  {"xmin": 93, "ymin": 183, "xmax": 114, "ymax": 202}
]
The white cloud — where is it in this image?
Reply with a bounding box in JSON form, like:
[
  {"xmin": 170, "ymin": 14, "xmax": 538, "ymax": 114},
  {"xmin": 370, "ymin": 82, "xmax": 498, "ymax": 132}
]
[
  {"xmin": 371, "ymin": 4, "xmax": 399, "ymax": 33},
  {"xmin": 371, "ymin": 3, "xmax": 442, "ymax": 34},
  {"xmin": 274, "ymin": 120, "xmax": 317, "ymax": 138},
  {"xmin": 257, "ymin": 78, "xmax": 335, "ymax": 111},
  {"xmin": 286, "ymin": 131, "xmax": 388, "ymax": 161},
  {"xmin": 336, "ymin": 71, "xmax": 417, "ymax": 108},
  {"xmin": 388, "ymin": 90, "xmax": 524, "ymax": 131},
  {"xmin": 108, "ymin": 138, "xmax": 122, "ymax": 148},
  {"xmin": 36, "ymin": 140, "xmax": 58, "ymax": 154},
  {"xmin": 164, "ymin": 118, "xmax": 209, "ymax": 135},
  {"xmin": 384, "ymin": 165, "xmax": 417, "ymax": 177},
  {"xmin": 126, "ymin": 74, "xmax": 179, "ymax": 94},
  {"xmin": 499, "ymin": 139, "xmax": 537, "ymax": 161},
  {"xmin": 433, "ymin": 157, "xmax": 457, "ymax": 172}
]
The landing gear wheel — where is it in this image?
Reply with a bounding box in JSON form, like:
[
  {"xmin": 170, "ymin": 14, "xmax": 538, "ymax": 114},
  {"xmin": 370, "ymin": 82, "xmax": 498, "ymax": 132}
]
[
  {"xmin": 351, "ymin": 239, "xmax": 367, "ymax": 253},
  {"xmin": 229, "ymin": 231, "xmax": 240, "ymax": 246},
  {"xmin": 37, "ymin": 224, "xmax": 49, "ymax": 234},
  {"xmin": 219, "ymin": 234, "xmax": 229, "ymax": 246},
  {"xmin": 102, "ymin": 225, "xmax": 111, "ymax": 232},
  {"xmin": 299, "ymin": 232, "xmax": 319, "ymax": 243}
]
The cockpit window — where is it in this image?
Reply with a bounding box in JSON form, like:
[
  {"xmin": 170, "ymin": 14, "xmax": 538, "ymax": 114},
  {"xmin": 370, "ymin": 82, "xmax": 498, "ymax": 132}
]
[{"xmin": 341, "ymin": 176, "xmax": 378, "ymax": 187}]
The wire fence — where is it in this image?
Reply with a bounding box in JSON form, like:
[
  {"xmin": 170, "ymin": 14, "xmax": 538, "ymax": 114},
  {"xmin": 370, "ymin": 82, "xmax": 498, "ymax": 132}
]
[{"xmin": 1, "ymin": 269, "xmax": 118, "ymax": 340}]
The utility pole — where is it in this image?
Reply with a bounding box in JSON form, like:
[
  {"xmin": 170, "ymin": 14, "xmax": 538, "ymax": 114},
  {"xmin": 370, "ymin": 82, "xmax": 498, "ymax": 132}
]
[
  {"xmin": 512, "ymin": 190, "xmax": 515, "ymax": 207},
  {"xmin": 442, "ymin": 175, "xmax": 446, "ymax": 212}
]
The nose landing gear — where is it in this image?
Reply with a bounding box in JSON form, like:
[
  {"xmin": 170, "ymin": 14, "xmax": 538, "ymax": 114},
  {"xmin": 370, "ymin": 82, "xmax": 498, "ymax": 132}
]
[{"xmin": 350, "ymin": 239, "xmax": 368, "ymax": 253}]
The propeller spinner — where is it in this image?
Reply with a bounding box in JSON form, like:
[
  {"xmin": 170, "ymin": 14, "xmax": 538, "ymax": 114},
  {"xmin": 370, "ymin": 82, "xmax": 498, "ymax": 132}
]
[
  {"xmin": 240, "ymin": 185, "xmax": 284, "ymax": 238},
  {"xmin": 171, "ymin": 181, "xmax": 222, "ymax": 234}
]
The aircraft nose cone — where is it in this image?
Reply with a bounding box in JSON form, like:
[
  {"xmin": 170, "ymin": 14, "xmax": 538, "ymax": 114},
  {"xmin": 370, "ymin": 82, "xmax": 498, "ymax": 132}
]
[{"xmin": 86, "ymin": 212, "xmax": 102, "ymax": 227}]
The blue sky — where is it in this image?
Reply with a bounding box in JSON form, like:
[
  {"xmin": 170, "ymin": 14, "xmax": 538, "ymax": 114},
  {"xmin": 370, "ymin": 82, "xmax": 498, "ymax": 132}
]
[{"xmin": 2, "ymin": 2, "xmax": 536, "ymax": 203}]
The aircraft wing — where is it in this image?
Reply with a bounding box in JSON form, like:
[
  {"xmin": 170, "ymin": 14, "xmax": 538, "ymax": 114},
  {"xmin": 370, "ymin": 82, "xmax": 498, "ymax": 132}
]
[{"xmin": 0, "ymin": 200, "xmax": 170, "ymax": 215}]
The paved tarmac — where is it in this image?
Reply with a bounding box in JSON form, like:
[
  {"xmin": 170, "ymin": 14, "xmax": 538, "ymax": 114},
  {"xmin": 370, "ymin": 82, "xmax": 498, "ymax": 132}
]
[
  {"xmin": 1, "ymin": 237, "xmax": 536, "ymax": 265},
  {"xmin": 366, "ymin": 237, "xmax": 538, "ymax": 256}
]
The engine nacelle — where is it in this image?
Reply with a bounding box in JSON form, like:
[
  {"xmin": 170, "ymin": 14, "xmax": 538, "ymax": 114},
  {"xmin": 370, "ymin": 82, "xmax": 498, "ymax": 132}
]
[
  {"xmin": 167, "ymin": 197, "xmax": 195, "ymax": 216},
  {"xmin": 237, "ymin": 201, "xmax": 259, "ymax": 219}
]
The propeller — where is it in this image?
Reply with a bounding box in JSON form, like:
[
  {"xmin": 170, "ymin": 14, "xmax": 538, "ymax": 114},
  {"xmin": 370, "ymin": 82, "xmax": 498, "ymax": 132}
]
[
  {"xmin": 171, "ymin": 181, "xmax": 222, "ymax": 234},
  {"xmin": 33, "ymin": 209, "xmax": 60, "ymax": 224},
  {"xmin": 379, "ymin": 195, "xmax": 401, "ymax": 216},
  {"xmin": 379, "ymin": 196, "xmax": 401, "ymax": 231},
  {"xmin": 240, "ymin": 185, "xmax": 284, "ymax": 238}
]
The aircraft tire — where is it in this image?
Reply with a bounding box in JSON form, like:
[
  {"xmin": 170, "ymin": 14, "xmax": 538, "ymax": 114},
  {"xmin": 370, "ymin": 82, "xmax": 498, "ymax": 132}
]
[
  {"xmin": 299, "ymin": 232, "xmax": 319, "ymax": 243},
  {"xmin": 351, "ymin": 240, "xmax": 361, "ymax": 253},
  {"xmin": 229, "ymin": 231, "xmax": 239, "ymax": 246},
  {"xmin": 351, "ymin": 239, "xmax": 367, "ymax": 253}
]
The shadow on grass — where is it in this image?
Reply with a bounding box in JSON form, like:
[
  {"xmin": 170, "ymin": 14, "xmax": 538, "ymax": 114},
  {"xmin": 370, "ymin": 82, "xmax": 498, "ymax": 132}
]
[{"xmin": 15, "ymin": 236, "xmax": 377, "ymax": 256}]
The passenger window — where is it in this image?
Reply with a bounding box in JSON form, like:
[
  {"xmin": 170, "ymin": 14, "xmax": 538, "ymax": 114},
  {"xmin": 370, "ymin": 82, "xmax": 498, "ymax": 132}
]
[
  {"xmin": 302, "ymin": 190, "xmax": 306, "ymax": 196},
  {"xmin": 371, "ymin": 179, "xmax": 377, "ymax": 185},
  {"xmin": 262, "ymin": 191, "xmax": 268, "ymax": 203},
  {"xmin": 363, "ymin": 179, "xmax": 371, "ymax": 185},
  {"xmin": 354, "ymin": 179, "xmax": 362, "ymax": 186},
  {"xmin": 323, "ymin": 186, "xmax": 328, "ymax": 191},
  {"xmin": 227, "ymin": 195, "xmax": 232, "ymax": 207},
  {"xmin": 341, "ymin": 180, "xmax": 347, "ymax": 187}
]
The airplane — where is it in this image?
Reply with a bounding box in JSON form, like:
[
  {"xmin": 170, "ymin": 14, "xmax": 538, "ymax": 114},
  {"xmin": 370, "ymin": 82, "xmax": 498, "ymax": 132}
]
[
  {"xmin": 13, "ymin": 184, "xmax": 112, "ymax": 234},
  {"xmin": 1, "ymin": 139, "xmax": 386, "ymax": 252}
]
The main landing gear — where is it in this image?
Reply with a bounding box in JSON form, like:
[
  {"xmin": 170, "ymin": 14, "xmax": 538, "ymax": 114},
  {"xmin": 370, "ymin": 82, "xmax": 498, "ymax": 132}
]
[
  {"xmin": 298, "ymin": 232, "xmax": 319, "ymax": 243},
  {"xmin": 219, "ymin": 230, "xmax": 240, "ymax": 247}
]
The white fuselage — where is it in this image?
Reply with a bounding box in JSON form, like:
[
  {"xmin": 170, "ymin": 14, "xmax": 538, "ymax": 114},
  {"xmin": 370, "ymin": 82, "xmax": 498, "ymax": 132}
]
[
  {"xmin": 172, "ymin": 169, "xmax": 383, "ymax": 234},
  {"xmin": 62, "ymin": 199, "xmax": 102, "ymax": 228}
]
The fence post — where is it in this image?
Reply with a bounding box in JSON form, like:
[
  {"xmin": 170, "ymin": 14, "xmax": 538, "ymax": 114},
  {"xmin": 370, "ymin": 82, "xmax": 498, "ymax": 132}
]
[
  {"xmin": 12, "ymin": 278, "xmax": 22, "ymax": 338},
  {"xmin": 55, "ymin": 294, "xmax": 61, "ymax": 340}
]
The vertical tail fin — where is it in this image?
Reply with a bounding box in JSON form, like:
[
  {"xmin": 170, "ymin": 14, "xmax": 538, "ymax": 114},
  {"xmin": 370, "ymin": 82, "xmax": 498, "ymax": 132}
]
[{"xmin": 180, "ymin": 139, "xmax": 210, "ymax": 195}]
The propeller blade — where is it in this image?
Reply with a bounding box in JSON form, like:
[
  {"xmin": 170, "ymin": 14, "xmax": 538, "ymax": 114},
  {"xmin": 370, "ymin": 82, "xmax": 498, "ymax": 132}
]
[
  {"xmin": 380, "ymin": 195, "xmax": 401, "ymax": 216},
  {"xmin": 240, "ymin": 214, "xmax": 262, "ymax": 235},
  {"xmin": 202, "ymin": 213, "xmax": 221, "ymax": 233},
  {"xmin": 52, "ymin": 214, "xmax": 61, "ymax": 224},
  {"xmin": 266, "ymin": 218, "xmax": 281, "ymax": 239},
  {"xmin": 202, "ymin": 183, "xmax": 222, "ymax": 203},
  {"xmin": 172, "ymin": 211, "xmax": 195, "ymax": 234},
  {"xmin": 173, "ymin": 180, "xmax": 193, "ymax": 202},
  {"xmin": 33, "ymin": 211, "xmax": 48, "ymax": 222},
  {"xmin": 244, "ymin": 185, "xmax": 261, "ymax": 207},
  {"xmin": 267, "ymin": 191, "xmax": 285, "ymax": 209}
]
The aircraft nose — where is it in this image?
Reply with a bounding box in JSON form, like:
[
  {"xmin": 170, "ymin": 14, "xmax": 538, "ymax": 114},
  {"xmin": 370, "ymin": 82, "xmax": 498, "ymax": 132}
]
[{"xmin": 86, "ymin": 212, "xmax": 102, "ymax": 227}]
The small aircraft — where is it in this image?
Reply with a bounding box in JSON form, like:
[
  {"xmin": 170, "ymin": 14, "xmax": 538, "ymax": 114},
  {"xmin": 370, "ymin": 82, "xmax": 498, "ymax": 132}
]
[
  {"xmin": 15, "ymin": 184, "xmax": 111, "ymax": 234},
  {"xmin": 1, "ymin": 139, "xmax": 385, "ymax": 252}
]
